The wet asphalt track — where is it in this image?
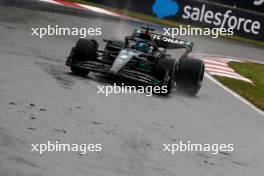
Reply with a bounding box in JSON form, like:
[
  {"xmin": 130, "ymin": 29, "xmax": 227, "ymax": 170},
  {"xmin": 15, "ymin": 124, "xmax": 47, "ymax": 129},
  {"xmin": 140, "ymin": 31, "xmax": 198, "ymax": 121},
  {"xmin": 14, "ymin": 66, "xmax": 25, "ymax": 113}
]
[{"xmin": 0, "ymin": 1, "xmax": 264, "ymax": 176}]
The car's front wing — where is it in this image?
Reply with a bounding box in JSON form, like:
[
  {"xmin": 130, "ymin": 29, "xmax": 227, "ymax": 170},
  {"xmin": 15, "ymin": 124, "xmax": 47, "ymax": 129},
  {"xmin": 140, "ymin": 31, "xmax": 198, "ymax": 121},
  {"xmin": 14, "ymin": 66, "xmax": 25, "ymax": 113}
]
[{"xmin": 66, "ymin": 59, "xmax": 161, "ymax": 85}]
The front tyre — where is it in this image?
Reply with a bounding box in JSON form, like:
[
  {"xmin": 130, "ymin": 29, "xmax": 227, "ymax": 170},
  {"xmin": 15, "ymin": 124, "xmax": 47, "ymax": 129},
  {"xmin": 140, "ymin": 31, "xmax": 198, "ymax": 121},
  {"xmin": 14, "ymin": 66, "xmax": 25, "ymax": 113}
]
[
  {"xmin": 69, "ymin": 38, "xmax": 98, "ymax": 76},
  {"xmin": 176, "ymin": 57, "xmax": 205, "ymax": 95},
  {"xmin": 70, "ymin": 66, "xmax": 89, "ymax": 76},
  {"xmin": 73, "ymin": 38, "xmax": 98, "ymax": 62}
]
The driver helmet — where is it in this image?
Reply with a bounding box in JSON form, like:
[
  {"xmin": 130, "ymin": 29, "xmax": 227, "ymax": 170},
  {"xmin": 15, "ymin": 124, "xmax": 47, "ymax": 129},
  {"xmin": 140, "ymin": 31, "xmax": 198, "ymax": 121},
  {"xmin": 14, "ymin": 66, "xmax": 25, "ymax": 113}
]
[{"xmin": 137, "ymin": 42, "xmax": 149, "ymax": 53}]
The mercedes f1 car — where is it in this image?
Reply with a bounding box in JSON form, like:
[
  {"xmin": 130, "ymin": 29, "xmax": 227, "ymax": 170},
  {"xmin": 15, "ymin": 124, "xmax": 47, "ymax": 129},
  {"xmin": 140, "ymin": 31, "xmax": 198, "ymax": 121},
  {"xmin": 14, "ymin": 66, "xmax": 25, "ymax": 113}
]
[{"xmin": 66, "ymin": 27, "xmax": 205, "ymax": 95}]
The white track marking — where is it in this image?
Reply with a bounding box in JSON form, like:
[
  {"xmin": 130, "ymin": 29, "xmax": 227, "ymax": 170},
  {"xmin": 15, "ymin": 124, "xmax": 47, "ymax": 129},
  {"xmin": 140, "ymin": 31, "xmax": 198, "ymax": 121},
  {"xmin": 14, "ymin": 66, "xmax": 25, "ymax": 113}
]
[
  {"xmin": 203, "ymin": 62, "xmax": 253, "ymax": 83},
  {"xmin": 203, "ymin": 59, "xmax": 228, "ymax": 66},
  {"xmin": 205, "ymin": 64, "xmax": 234, "ymax": 71},
  {"xmin": 206, "ymin": 68, "xmax": 242, "ymax": 77},
  {"xmin": 77, "ymin": 4, "xmax": 120, "ymax": 17},
  {"xmin": 193, "ymin": 53, "xmax": 264, "ymax": 64},
  {"xmin": 77, "ymin": 3, "xmax": 140, "ymax": 20},
  {"xmin": 207, "ymin": 72, "xmax": 253, "ymax": 83},
  {"xmin": 205, "ymin": 73, "xmax": 264, "ymax": 116},
  {"xmin": 192, "ymin": 53, "xmax": 254, "ymax": 83},
  {"xmin": 39, "ymin": 0, "xmax": 62, "ymax": 5},
  {"xmin": 37, "ymin": 0, "xmax": 140, "ymax": 20}
]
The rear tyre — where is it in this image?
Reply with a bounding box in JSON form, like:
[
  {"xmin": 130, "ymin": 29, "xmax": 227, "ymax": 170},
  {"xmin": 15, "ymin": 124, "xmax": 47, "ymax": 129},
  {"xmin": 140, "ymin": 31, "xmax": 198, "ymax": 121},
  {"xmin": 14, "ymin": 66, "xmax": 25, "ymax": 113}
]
[
  {"xmin": 176, "ymin": 57, "xmax": 205, "ymax": 95},
  {"xmin": 155, "ymin": 58, "xmax": 177, "ymax": 95},
  {"xmin": 70, "ymin": 39, "xmax": 98, "ymax": 76}
]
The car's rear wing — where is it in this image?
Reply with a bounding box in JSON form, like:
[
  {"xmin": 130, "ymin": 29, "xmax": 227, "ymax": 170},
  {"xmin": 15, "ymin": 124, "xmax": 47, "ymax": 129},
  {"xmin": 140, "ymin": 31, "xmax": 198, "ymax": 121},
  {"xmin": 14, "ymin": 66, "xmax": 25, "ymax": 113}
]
[{"xmin": 150, "ymin": 33, "xmax": 193, "ymax": 51}]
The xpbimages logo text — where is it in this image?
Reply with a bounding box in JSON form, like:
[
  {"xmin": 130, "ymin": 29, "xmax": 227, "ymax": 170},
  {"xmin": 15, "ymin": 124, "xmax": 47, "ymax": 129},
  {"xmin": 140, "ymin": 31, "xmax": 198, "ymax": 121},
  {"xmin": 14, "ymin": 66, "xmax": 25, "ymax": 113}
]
[
  {"xmin": 31, "ymin": 141, "xmax": 102, "ymax": 155},
  {"xmin": 97, "ymin": 83, "xmax": 168, "ymax": 96},
  {"xmin": 31, "ymin": 25, "xmax": 102, "ymax": 38},
  {"xmin": 163, "ymin": 140, "xmax": 234, "ymax": 155}
]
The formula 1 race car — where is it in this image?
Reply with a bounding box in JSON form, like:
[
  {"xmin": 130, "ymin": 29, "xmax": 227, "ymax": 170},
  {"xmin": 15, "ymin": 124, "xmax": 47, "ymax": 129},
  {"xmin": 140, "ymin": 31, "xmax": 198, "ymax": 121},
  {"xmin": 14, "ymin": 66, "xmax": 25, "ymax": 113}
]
[{"xmin": 66, "ymin": 27, "xmax": 205, "ymax": 95}]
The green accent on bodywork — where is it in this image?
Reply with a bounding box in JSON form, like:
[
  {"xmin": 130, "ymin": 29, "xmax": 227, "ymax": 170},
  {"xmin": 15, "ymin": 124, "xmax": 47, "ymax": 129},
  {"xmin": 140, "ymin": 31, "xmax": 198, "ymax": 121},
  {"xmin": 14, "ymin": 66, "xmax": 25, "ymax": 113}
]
[
  {"xmin": 153, "ymin": 80, "xmax": 161, "ymax": 85},
  {"xmin": 139, "ymin": 63, "xmax": 151, "ymax": 71}
]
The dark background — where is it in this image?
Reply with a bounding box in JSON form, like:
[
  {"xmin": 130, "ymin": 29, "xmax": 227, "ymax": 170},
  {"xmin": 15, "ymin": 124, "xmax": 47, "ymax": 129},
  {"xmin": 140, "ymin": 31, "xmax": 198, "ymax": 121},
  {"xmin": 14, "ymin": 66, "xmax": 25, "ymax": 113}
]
[
  {"xmin": 87, "ymin": 0, "xmax": 264, "ymax": 14},
  {"xmin": 86, "ymin": 0, "xmax": 264, "ymax": 42},
  {"xmin": 207, "ymin": 0, "xmax": 263, "ymax": 14}
]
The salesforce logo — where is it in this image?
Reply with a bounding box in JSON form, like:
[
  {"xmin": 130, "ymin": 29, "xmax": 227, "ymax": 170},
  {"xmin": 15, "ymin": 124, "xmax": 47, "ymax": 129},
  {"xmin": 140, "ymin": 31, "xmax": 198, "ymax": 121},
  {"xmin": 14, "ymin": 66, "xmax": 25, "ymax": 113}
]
[{"xmin": 152, "ymin": 0, "xmax": 180, "ymax": 19}]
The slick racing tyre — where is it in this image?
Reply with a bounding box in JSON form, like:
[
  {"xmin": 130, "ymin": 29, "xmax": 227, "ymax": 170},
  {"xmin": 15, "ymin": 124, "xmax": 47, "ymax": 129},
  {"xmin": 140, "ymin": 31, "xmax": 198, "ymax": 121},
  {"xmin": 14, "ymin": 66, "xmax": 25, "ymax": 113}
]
[
  {"xmin": 70, "ymin": 38, "xmax": 98, "ymax": 76},
  {"xmin": 155, "ymin": 58, "xmax": 177, "ymax": 95},
  {"xmin": 70, "ymin": 66, "xmax": 89, "ymax": 76},
  {"xmin": 176, "ymin": 57, "xmax": 205, "ymax": 95}
]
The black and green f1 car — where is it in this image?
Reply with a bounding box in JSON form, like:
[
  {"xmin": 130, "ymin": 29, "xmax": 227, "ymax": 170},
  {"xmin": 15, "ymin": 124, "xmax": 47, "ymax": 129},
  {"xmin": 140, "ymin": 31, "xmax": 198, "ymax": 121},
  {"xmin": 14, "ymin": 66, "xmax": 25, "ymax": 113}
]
[{"xmin": 66, "ymin": 27, "xmax": 205, "ymax": 95}]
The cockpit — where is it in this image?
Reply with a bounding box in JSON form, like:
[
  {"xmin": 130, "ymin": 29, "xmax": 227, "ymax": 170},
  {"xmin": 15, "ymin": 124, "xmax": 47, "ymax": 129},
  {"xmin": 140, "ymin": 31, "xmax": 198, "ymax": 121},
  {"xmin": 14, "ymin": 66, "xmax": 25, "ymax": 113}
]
[{"xmin": 125, "ymin": 39, "xmax": 154, "ymax": 54}]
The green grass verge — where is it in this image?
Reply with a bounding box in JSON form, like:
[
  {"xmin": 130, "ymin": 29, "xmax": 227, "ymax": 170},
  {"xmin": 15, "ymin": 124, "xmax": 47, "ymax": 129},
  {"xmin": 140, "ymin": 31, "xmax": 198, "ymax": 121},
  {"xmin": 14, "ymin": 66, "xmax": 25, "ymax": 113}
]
[
  {"xmin": 66, "ymin": 0, "xmax": 264, "ymax": 47},
  {"xmin": 215, "ymin": 62, "xmax": 264, "ymax": 111}
]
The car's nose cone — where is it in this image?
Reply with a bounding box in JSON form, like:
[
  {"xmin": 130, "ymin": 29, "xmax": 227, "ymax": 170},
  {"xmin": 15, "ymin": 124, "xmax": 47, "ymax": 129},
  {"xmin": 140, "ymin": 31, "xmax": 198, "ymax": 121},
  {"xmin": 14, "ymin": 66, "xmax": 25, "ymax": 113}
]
[{"xmin": 109, "ymin": 49, "xmax": 137, "ymax": 74}]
